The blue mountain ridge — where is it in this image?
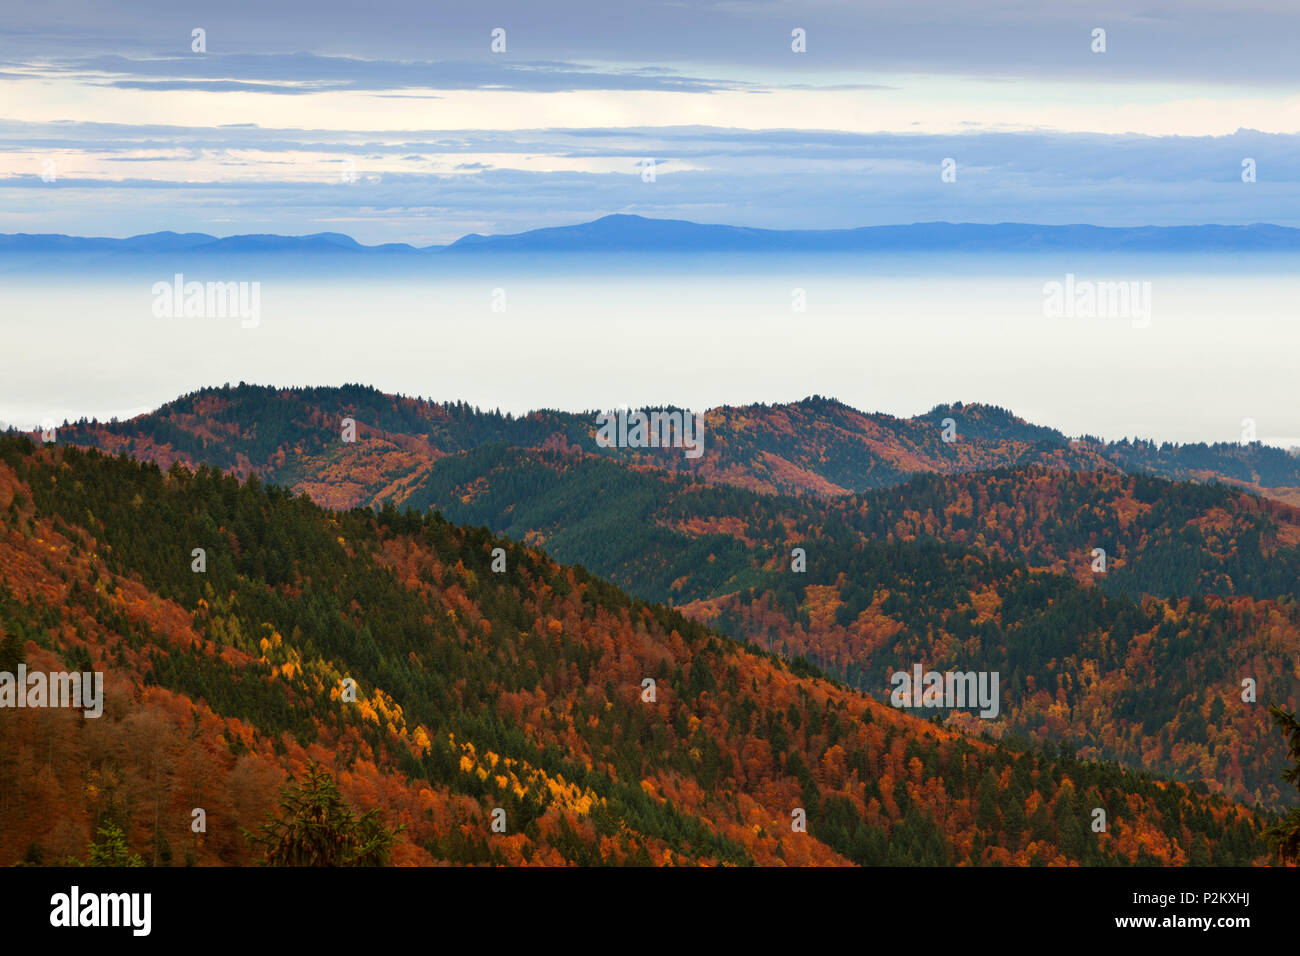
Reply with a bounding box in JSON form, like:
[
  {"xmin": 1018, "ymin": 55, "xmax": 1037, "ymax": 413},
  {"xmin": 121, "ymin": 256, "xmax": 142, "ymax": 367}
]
[{"xmin": 3, "ymin": 215, "xmax": 1300, "ymax": 256}]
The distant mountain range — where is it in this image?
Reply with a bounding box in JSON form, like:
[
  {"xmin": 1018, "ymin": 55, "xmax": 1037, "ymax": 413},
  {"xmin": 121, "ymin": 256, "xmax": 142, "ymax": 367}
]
[{"xmin": 5, "ymin": 215, "xmax": 1300, "ymax": 257}]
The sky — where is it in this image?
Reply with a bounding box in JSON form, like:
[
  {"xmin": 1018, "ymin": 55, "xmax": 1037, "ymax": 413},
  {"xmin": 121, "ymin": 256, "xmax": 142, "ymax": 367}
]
[
  {"xmin": 2, "ymin": 1, "xmax": 1298, "ymax": 447},
  {"xmin": 2, "ymin": 1, "xmax": 1300, "ymax": 243}
]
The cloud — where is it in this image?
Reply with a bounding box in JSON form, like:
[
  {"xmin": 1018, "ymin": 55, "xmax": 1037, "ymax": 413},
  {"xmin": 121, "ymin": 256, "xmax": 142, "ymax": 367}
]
[
  {"xmin": 3, "ymin": 125, "xmax": 1299, "ymax": 244},
  {"xmin": 6, "ymin": 1, "xmax": 1300, "ymax": 85},
  {"xmin": 106, "ymin": 79, "xmax": 326, "ymax": 94},
  {"xmin": 42, "ymin": 52, "xmax": 748, "ymax": 93}
]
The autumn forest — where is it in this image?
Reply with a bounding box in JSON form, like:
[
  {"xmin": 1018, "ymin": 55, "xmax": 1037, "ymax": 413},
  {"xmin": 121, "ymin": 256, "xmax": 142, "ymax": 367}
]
[{"xmin": 2, "ymin": 385, "xmax": 1299, "ymax": 867}]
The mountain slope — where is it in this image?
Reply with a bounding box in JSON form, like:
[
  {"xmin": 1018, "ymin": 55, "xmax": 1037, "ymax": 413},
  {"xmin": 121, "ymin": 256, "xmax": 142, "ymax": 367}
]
[
  {"xmin": 0, "ymin": 436, "xmax": 1275, "ymax": 866},
  {"xmin": 42, "ymin": 384, "xmax": 1300, "ymax": 503},
  {"xmin": 20, "ymin": 385, "xmax": 1300, "ymax": 805},
  {"xmin": 393, "ymin": 445, "xmax": 1300, "ymax": 805}
]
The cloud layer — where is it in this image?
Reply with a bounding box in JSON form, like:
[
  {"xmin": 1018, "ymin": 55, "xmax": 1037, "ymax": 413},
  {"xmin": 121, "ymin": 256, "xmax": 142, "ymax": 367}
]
[{"xmin": 3, "ymin": 2, "xmax": 1300, "ymax": 239}]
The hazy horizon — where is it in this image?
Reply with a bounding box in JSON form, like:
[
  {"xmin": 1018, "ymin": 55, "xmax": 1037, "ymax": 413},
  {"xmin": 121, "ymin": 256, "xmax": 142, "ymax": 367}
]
[
  {"xmin": 4, "ymin": 259, "xmax": 1298, "ymax": 449},
  {"xmin": 5, "ymin": 214, "xmax": 1300, "ymax": 245},
  {"xmin": 6, "ymin": 0, "xmax": 1299, "ymax": 450}
]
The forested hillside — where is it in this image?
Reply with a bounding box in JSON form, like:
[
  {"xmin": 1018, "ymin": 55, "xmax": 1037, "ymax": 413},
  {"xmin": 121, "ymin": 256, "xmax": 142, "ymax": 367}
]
[
  {"xmin": 398, "ymin": 447, "xmax": 1300, "ymax": 806},
  {"xmin": 46, "ymin": 384, "xmax": 1300, "ymax": 503},
  {"xmin": 0, "ymin": 437, "xmax": 1275, "ymax": 866},
  {"xmin": 22, "ymin": 386, "xmax": 1300, "ymax": 808}
]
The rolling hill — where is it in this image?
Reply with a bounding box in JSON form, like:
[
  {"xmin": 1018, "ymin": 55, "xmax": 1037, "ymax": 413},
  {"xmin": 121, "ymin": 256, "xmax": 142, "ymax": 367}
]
[
  {"xmin": 17, "ymin": 384, "xmax": 1300, "ymax": 809},
  {"xmin": 43, "ymin": 384, "xmax": 1300, "ymax": 503},
  {"xmin": 1, "ymin": 435, "xmax": 1272, "ymax": 866}
]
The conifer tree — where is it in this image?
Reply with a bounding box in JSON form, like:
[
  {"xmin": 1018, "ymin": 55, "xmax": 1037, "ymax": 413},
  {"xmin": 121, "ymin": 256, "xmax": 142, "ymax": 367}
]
[
  {"xmin": 246, "ymin": 762, "xmax": 400, "ymax": 866},
  {"xmin": 1265, "ymin": 705, "xmax": 1300, "ymax": 864},
  {"xmin": 89, "ymin": 823, "xmax": 144, "ymax": 867}
]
